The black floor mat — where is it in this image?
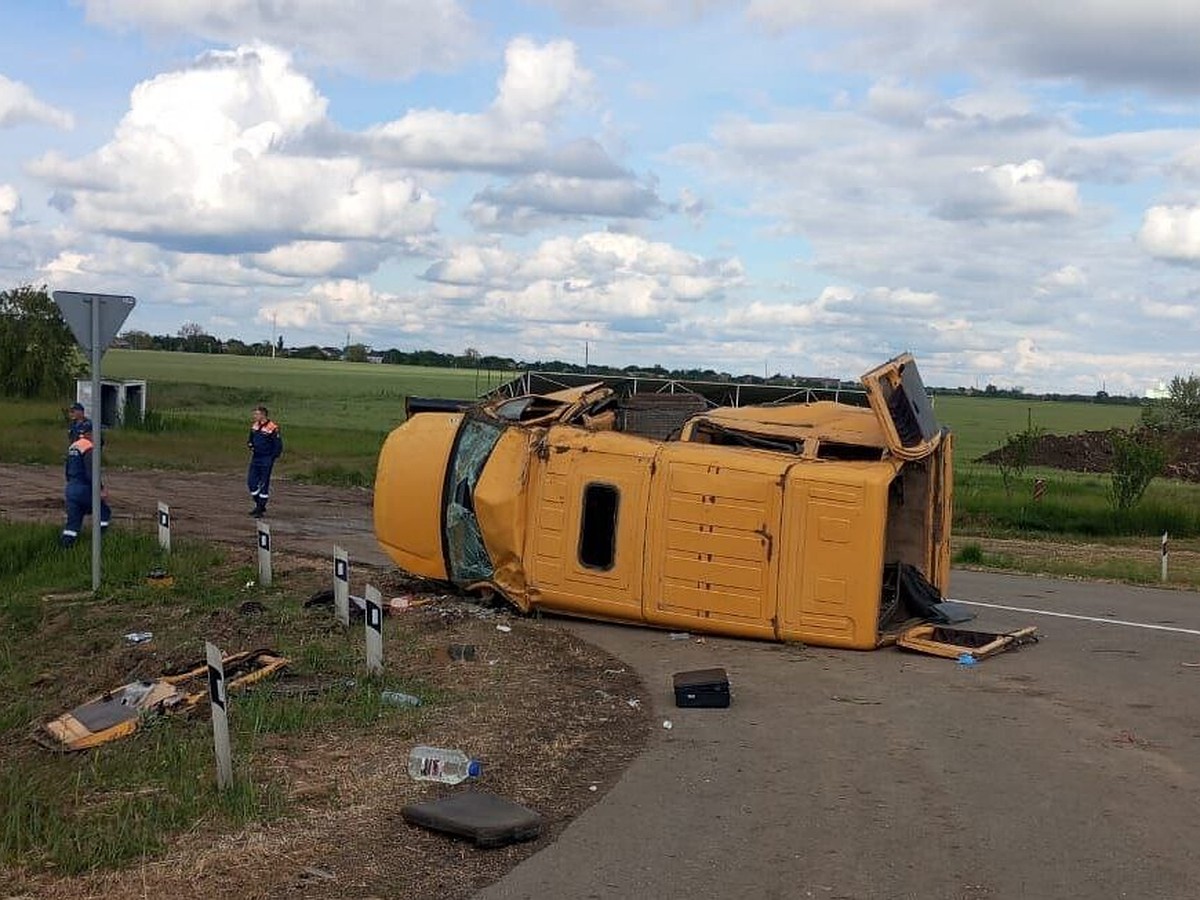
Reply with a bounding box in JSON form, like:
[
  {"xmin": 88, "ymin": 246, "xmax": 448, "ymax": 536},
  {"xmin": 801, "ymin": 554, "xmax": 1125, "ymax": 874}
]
[{"xmin": 401, "ymin": 791, "xmax": 544, "ymax": 848}]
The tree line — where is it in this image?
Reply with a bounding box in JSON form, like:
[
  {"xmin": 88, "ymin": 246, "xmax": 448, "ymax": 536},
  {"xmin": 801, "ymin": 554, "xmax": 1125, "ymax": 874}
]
[{"xmin": 0, "ymin": 283, "xmax": 1172, "ymax": 405}]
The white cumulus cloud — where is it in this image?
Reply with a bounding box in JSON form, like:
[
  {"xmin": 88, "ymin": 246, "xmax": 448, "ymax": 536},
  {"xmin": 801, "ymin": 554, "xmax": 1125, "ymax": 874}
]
[
  {"xmin": 1139, "ymin": 205, "xmax": 1200, "ymax": 262},
  {"xmin": 82, "ymin": 0, "xmax": 480, "ymax": 78},
  {"xmin": 0, "ymin": 184, "xmax": 18, "ymax": 235},
  {"xmin": 29, "ymin": 44, "xmax": 436, "ymax": 258},
  {"xmin": 0, "ymin": 75, "xmax": 73, "ymax": 129},
  {"xmin": 364, "ymin": 38, "xmax": 595, "ymax": 172},
  {"xmin": 936, "ymin": 160, "xmax": 1081, "ymax": 220}
]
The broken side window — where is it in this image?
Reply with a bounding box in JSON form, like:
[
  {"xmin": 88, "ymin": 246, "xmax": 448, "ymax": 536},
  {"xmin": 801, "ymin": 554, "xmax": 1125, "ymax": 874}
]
[
  {"xmin": 579, "ymin": 482, "xmax": 619, "ymax": 570},
  {"xmin": 444, "ymin": 416, "xmax": 503, "ymax": 584}
]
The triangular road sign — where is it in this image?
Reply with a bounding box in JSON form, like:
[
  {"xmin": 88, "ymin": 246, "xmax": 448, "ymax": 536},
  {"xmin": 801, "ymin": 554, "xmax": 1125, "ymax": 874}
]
[{"xmin": 52, "ymin": 291, "xmax": 137, "ymax": 353}]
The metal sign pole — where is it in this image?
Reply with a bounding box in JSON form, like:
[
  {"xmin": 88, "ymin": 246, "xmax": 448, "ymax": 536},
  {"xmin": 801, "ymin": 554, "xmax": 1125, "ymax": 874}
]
[
  {"xmin": 364, "ymin": 584, "xmax": 383, "ymax": 674},
  {"xmin": 1161, "ymin": 531, "xmax": 1169, "ymax": 582},
  {"xmin": 157, "ymin": 501, "xmax": 171, "ymax": 552},
  {"xmin": 257, "ymin": 522, "xmax": 272, "ymax": 586},
  {"xmin": 52, "ymin": 291, "xmax": 136, "ymax": 594},
  {"xmin": 205, "ymin": 641, "xmax": 233, "ymax": 790},
  {"xmin": 90, "ymin": 299, "xmax": 102, "ymax": 591},
  {"xmin": 333, "ymin": 546, "xmax": 350, "ymax": 626}
]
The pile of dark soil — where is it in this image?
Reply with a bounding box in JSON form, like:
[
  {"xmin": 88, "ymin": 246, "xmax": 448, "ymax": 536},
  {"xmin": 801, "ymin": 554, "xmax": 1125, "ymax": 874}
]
[{"xmin": 976, "ymin": 428, "xmax": 1200, "ymax": 482}]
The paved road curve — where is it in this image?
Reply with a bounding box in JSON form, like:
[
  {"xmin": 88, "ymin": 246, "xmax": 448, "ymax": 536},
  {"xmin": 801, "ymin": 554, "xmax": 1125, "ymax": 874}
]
[{"xmin": 478, "ymin": 570, "xmax": 1200, "ymax": 900}]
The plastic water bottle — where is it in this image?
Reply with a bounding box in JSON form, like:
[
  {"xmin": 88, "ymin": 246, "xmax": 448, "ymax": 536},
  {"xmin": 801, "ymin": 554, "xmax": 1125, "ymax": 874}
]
[
  {"xmin": 407, "ymin": 746, "xmax": 482, "ymax": 784},
  {"xmin": 380, "ymin": 690, "xmax": 422, "ymax": 707}
]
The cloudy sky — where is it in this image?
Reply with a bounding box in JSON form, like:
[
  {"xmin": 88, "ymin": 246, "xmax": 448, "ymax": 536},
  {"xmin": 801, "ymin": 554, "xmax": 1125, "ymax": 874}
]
[{"xmin": 3, "ymin": 1, "xmax": 1200, "ymax": 393}]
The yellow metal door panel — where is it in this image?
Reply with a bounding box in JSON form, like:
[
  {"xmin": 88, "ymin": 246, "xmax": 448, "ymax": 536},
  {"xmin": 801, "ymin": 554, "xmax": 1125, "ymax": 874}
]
[
  {"xmin": 659, "ymin": 581, "xmax": 762, "ymax": 619},
  {"xmin": 666, "ymin": 524, "xmax": 764, "ymax": 561},
  {"xmin": 665, "ymin": 495, "xmax": 770, "ymax": 532},
  {"xmin": 646, "ymin": 452, "xmax": 783, "ymax": 627},
  {"xmin": 539, "ymin": 505, "xmax": 565, "ymax": 532},
  {"xmin": 529, "ymin": 460, "xmax": 570, "ymax": 593},
  {"xmin": 663, "ymin": 553, "xmax": 765, "ymax": 592},
  {"xmin": 777, "ymin": 466, "xmax": 889, "ymax": 649},
  {"xmin": 527, "ymin": 438, "xmax": 653, "ymax": 619},
  {"xmin": 667, "ymin": 466, "xmax": 777, "ymax": 502}
]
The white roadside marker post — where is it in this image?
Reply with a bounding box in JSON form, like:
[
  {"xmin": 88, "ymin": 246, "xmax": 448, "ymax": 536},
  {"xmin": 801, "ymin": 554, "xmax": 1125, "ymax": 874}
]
[
  {"xmin": 205, "ymin": 641, "xmax": 233, "ymax": 791},
  {"xmin": 1161, "ymin": 531, "xmax": 1169, "ymax": 583},
  {"xmin": 157, "ymin": 501, "xmax": 171, "ymax": 553},
  {"xmin": 333, "ymin": 546, "xmax": 350, "ymax": 627},
  {"xmin": 257, "ymin": 521, "xmax": 272, "ymax": 587},
  {"xmin": 365, "ymin": 584, "xmax": 384, "ymax": 675}
]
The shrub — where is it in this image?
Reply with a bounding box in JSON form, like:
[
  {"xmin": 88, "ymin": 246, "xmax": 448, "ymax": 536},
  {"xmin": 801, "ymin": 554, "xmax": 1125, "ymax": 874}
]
[
  {"xmin": 994, "ymin": 423, "xmax": 1045, "ymax": 497},
  {"xmin": 1109, "ymin": 429, "xmax": 1165, "ymax": 512}
]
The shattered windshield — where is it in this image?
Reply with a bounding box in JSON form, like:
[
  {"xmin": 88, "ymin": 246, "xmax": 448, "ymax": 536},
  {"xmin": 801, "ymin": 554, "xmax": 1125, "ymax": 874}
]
[{"xmin": 444, "ymin": 416, "xmax": 503, "ymax": 585}]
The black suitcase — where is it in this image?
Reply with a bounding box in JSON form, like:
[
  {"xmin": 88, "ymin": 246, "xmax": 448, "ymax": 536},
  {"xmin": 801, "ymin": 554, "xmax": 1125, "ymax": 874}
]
[{"xmin": 673, "ymin": 667, "xmax": 731, "ymax": 708}]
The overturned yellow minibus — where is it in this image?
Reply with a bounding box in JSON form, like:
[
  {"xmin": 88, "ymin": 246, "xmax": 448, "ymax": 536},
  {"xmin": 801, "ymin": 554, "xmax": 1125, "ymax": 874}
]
[{"xmin": 374, "ymin": 354, "xmax": 953, "ymax": 649}]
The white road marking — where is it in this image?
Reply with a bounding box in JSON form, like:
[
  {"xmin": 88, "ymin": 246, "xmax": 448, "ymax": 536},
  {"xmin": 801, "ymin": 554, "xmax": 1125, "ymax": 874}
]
[{"xmin": 947, "ymin": 598, "xmax": 1200, "ymax": 637}]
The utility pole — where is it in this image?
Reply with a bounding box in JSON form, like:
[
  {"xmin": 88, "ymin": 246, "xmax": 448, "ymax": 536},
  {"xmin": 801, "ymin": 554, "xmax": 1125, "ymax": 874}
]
[{"xmin": 585, "ymin": 340, "xmax": 589, "ymax": 373}]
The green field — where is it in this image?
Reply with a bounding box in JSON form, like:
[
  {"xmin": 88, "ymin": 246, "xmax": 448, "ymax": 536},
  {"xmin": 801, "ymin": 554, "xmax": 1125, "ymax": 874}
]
[
  {"xmin": 933, "ymin": 394, "xmax": 1141, "ymax": 464},
  {"xmin": 7, "ymin": 349, "xmax": 1197, "ymax": 550},
  {"xmin": 103, "ymin": 349, "xmax": 512, "ymax": 431},
  {"xmin": 0, "ymin": 351, "xmax": 517, "ymax": 483}
]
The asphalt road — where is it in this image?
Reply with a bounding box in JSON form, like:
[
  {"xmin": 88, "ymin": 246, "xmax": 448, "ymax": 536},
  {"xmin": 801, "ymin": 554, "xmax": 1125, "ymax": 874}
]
[{"xmin": 478, "ymin": 570, "xmax": 1200, "ymax": 900}]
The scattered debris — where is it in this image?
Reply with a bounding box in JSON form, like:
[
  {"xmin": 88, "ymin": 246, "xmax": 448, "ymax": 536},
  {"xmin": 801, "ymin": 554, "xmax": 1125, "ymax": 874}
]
[
  {"xmin": 448, "ymin": 643, "xmax": 477, "ymax": 661},
  {"xmin": 388, "ymin": 594, "xmax": 435, "ymax": 612},
  {"xmin": 38, "ymin": 649, "xmax": 289, "ymax": 751},
  {"xmin": 897, "ymin": 625, "xmax": 1038, "ymax": 661},
  {"xmin": 662, "ymin": 720, "xmax": 673, "ymax": 730},
  {"xmin": 496, "ymin": 624, "xmax": 512, "ymax": 633},
  {"xmin": 380, "ymin": 690, "xmax": 422, "ymax": 708},
  {"xmin": 625, "ymin": 698, "xmax": 640, "ymax": 709},
  {"xmin": 254, "ymin": 676, "xmax": 356, "ymax": 700},
  {"xmin": 145, "ymin": 568, "xmax": 174, "ymax": 588},
  {"xmin": 668, "ymin": 632, "xmax": 691, "ymax": 641},
  {"xmin": 297, "ymin": 865, "xmax": 337, "ymax": 885},
  {"xmin": 1112, "ymin": 729, "xmax": 1150, "ymax": 747},
  {"xmin": 123, "ymin": 631, "xmax": 153, "ymax": 645},
  {"xmin": 673, "ymin": 667, "xmax": 731, "ymax": 708},
  {"xmin": 1181, "ymin": 662, "xmax": 1200, "ymax": 668},
  {"xmin": 401, "ymin": 791, "xmax": 544, "ymax": 848},
  {"xmin": 830, "ymin": 696, "xmax": 881, "ymax": 705}
]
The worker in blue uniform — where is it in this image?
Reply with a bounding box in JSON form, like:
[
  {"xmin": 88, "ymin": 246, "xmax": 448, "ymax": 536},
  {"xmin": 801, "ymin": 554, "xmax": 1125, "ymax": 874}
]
[
  {"xmin": 68, "ymin": 402, "xmax": 93, "ymax": 443},
  {"xmin": 247, "ymin": 405, "xmax": 283, "ymax": 517},
  {"xmin": 61, "ymin": 425, "xmax": 110, "ymax": 547}
]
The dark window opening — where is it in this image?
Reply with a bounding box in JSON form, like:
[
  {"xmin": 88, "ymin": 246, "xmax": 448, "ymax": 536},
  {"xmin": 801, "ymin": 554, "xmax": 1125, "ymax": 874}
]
[
  {"xmin": 689, "ymin": 421, "xmax": 805, "ymax": 454},
  {"xmin": 579, "ymin": 483, "xmax": 619, "ymax": 570},
  {"xmin": 816, "ymin": 441, "xmax": 886, "ymax": 461}
]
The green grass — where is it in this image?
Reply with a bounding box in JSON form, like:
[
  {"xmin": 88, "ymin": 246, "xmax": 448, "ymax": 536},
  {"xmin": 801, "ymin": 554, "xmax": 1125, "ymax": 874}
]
[
  {"xmin": 954, "ymin": 464, "xmax": 1200, "ymax": 538},
  {"xmin": 0, "ymin": 521, "xmax": 427, "ymax": 875},
  {"xmin": 103, "ymin": 349, "xmax": 508, "ymax": 431},
  {"xmin": 0, "ymin": 348, "xmax": 1190, "ymax": 567},
  {"xmin": 933, "ymin": 394, "xmax": 1141, "ymax": 465},
  {"xmin": 0, "ymin": 351, "xmax": 514, "ymax": 482}
]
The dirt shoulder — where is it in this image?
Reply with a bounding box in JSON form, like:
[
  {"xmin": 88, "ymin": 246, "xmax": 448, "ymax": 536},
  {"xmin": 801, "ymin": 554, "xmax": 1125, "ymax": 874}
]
[
  {"xmin": 1, "ymin": 464, "xmax": 652, "ymax": 899},
  {"xmin": 0, "ymin": 462, "xmax": 389, "ymax": 567}
]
